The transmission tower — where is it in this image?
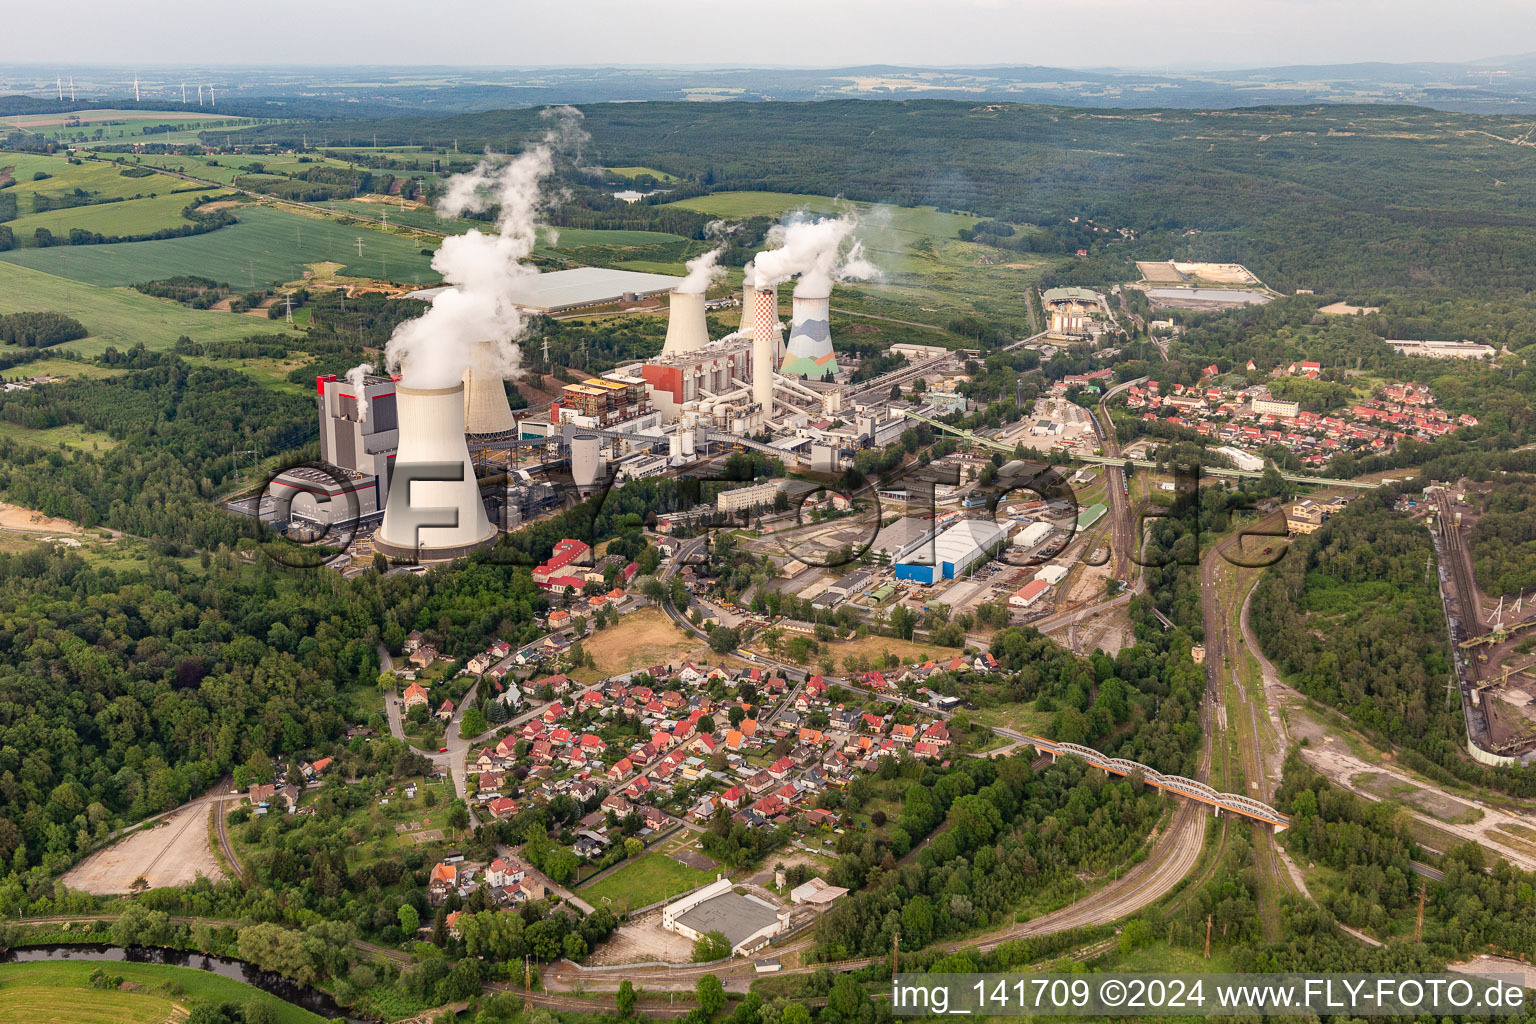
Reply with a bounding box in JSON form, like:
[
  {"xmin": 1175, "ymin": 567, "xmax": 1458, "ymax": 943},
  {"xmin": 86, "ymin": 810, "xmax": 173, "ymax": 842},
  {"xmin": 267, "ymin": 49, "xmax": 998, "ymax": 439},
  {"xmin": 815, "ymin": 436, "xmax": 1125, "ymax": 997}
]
[{"xmin": 283, "ymin": 296, "xmax": 294, "ymax": 325}]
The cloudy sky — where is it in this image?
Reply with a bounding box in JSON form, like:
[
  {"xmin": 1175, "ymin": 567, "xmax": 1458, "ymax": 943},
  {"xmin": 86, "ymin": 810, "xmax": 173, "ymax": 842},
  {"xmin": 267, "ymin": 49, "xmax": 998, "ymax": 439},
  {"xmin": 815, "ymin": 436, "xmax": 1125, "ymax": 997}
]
[{"xmin": 9, "ymin": 0, "xmax": 1532, "ymax": 67}]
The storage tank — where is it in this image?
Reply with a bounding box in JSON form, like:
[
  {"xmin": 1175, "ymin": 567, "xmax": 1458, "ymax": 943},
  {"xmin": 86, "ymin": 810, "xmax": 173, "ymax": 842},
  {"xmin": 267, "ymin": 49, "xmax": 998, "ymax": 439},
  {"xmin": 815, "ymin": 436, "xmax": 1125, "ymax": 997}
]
[
  {"xmin": 661, "ymin": 289, "xmax": 711, "ymax": 357},
  {"xmin": 375, "ymin": 383, "xmax": 497, "ymax": 561},
  {"xmin": 571, "ymin": 433, "xmax": 604, "ymax": 488},
  {"xmin": 781, "ymin": 293, "xmax": 837, "ymax": 380},
  {"xmin": 462, "ymin": 341, "xmax": 518, "ymax": 435},
  {"xmin": 669, "ymin": 434, "xmax": 684, "ymax": 460},
  {"xmin": 682, "ymin": 430, "xmax": 697, "ymax": 457}
]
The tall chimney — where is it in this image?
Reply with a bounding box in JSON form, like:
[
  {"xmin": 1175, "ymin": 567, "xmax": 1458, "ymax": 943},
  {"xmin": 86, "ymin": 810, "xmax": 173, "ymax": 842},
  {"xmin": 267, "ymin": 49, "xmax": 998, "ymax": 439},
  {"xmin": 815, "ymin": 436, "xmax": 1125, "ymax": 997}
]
[
  {"xmin": 462, "ymin": 341, "xmax": 518, "ymax": 435},
  {"xmin": 661, "ymin": 290, "xmax": 710, "ymax": 356},
  {"xmin": 751, "ymin": 288, "xmax": 779, "ymax": 416},
  {"xmin": 375, "ymin": 383, "xmax": 497, "ymax": 561},
  {"xmin": 781, "ymin": 294, "xmax": 837, "ymax": 379}
]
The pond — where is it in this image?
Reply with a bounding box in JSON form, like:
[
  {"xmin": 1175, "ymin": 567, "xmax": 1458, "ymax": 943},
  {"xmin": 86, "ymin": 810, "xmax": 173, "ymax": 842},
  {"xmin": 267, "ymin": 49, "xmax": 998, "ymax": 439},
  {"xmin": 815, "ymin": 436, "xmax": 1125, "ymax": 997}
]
[{"xmin": 0, "ymin": 943, "xmax": 372, "ymax": 1022}]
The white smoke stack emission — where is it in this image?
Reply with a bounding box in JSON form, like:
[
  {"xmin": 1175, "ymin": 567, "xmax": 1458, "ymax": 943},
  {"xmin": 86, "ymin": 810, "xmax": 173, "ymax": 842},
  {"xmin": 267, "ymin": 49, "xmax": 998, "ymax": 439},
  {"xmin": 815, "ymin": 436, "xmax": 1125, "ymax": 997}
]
[
  {"xmin": 749, "ymin": 214, "xmax": 881, "ymax": 297},
  {"xmin": 675, "ymin": 247, "xmax": 726, "ymax": 295},
  {"xmin": 384, "ymin": 107, "xmax": 587, "ymax": 391},
  {"xmin": 345, "ymin": 362, "xmax": 375, "ymax": 422}
]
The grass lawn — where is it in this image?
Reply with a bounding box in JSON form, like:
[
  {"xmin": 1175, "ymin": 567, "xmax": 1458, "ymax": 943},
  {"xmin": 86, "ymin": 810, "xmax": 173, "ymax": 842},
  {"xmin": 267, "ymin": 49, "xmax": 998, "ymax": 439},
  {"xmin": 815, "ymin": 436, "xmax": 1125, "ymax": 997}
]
[
  {"xmin": 0, "ymin": 205, "xmax": 439, "ymax": 289},
  {"xmin": 606, "ymin": 166, "xmax": 681, "ymax": 181},
  {"xmin": 583, "ymin": 608, "xmax": 713, "ymax": 677},
  {"xmin": 0, "ymin": 959, "xmax": 325, "ymax": 1024},
  {"xmin": 0, "ymin": 262, "xmax": 300, "ymax": 358},
  {"xmin": 0, "ymin": 419, "xmax": 121, "ymax": 453},
  {"xmin": 0, "ymin": 357, "xmax": 128, "ymax": 381},
  {"xmin": 576, "ymin": 851, "xmax": 714, "ymax": 911}
]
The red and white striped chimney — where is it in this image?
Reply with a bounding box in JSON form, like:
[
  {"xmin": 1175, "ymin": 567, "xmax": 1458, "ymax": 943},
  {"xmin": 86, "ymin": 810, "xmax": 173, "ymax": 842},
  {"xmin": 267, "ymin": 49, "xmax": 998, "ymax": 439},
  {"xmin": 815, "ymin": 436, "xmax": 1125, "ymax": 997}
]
[{"xmin": 751, "ymin": 286, "xmax": 779, "ymax": 414}]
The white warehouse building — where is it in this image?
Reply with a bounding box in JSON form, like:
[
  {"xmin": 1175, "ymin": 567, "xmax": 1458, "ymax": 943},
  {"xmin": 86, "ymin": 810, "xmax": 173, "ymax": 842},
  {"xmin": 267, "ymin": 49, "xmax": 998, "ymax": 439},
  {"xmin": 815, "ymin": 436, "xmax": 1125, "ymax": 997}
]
[
  {"xmin": 1013, "ymin": 521, "xmax": 1054, "ymax": 549},
  {"xmin": 894, "ymin": 518, "xmax": 1006, "ymax": 585}
]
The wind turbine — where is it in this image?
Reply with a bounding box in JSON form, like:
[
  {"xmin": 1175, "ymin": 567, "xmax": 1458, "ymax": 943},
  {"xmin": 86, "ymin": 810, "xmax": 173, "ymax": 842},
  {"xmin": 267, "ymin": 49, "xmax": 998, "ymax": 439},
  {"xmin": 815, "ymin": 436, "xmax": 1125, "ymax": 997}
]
[
  {"xmin": 56, "ymin": 77, "xmax": 62, "ymax": 101},
  {"xmin": 134, "ymin": 76, "xmax": 140, "ymax": 102},
  {"xmin": 181, "ymin": 82, "xmax": 187, "ymax": 104},
  {"xmin": 209, "ymin": 85, "xmax": 215, "ymax": 106},
  {"xmin": 69, "ymin": 77, "xmax": 75, "ymax": 102},
  {"xmin": 197, "ymin": 84, "xmax": 204, "ymax": 106}
]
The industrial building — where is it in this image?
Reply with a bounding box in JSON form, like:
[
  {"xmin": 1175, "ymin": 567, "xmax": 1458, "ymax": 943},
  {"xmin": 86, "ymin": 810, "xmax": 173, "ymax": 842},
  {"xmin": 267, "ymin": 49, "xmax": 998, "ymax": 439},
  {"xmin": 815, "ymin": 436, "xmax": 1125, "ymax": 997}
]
[
  {"xmin": 894, "ymin": 519, "xmax": 1007, "ymax": 584},
  {"xmin": 313, "ymin": 372, "xmax": 399, "ymax": 498},
  {"xmin": 661, "ymin": 878, "xmax": 789, "ymax": 955},
  {"xmin": 405, "ymin": 267, "xmax": 682, "ymax": 314},
  {"xmin": 1075, "ymin": 502, "xmax": 1107, "ymax": 532},
  {"xmin": 1009, "ymin": 579, "xmax": 1051, "ymax": 608},
  {"xmin": 1013, "ymin": 520, "xmax": 1054, "ymax": 550}
]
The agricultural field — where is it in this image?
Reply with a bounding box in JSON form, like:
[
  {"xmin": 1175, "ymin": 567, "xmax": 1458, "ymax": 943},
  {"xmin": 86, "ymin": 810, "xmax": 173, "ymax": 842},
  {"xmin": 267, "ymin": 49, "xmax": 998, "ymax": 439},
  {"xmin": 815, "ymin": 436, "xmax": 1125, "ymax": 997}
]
[
  {"xmin": 125, "ymin": 151, "xmax": 362, "ymax": 187},
  {"xmin": 0, "ymin": 109, "xmax": 249, "ymax": 146},
  {"xmin": 606, "ymin": 166, "xmax": 680, "ymax": 181},
  {"xmin": 576, "ymin": 851, "xmax": 714, "ymax": 912},
  {"xmin": 0, "ymin": 959, "xmax": 324, "ymax": 1024},
  {"xmin": 0, "ymin": 419, "xmax": 122, "ymax": 453},
  {"xmin": 0, "ymin": 205, "xmax": 439, "ymax": 288},
  {"xmin": 5, "ymin": 189, "xmax": 233, "ymax": 243},
  {"xmin": 0, "ymin": 262, "xmax": 299, "ymax": 357},
  {"xmin": 0, "ymin": 152, "xmax": 191, "ymax": 203}
]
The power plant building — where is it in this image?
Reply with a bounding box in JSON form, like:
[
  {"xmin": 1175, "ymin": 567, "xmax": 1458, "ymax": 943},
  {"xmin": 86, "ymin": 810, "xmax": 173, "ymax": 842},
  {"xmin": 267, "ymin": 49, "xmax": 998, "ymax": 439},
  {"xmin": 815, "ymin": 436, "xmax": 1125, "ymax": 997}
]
[
  {"xmin": 554, "ymin": 375, "xmax": 654, "ymax": 430},
  {"xmin": 639, "ymin": 338, "xmax": 755, "ymax": 420},
  {"xmin": 315, "ymin": 373, "xmax": 399, "ymax": 499}
]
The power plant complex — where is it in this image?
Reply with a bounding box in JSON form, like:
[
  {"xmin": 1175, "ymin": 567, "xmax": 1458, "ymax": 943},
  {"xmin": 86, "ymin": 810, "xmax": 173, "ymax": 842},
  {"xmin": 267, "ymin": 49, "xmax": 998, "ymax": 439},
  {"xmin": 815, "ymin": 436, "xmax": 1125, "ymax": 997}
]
[{"xmin": 258, "ymin": 246, "xmax": 958, "ymax": 563}]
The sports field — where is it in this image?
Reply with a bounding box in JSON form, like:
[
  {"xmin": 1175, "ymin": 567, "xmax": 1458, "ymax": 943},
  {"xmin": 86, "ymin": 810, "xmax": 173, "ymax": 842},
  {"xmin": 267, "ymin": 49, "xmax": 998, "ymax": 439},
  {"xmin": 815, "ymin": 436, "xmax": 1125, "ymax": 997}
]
[
  {"xmin": 0, "ymin": 959, "xmax": 324, "ymax": 1024},
  {"xmin": 0, "ymin": 205, "xmax": 439, "ymax": 288},
  {"xmin": 577, "ymin": 851, "xmax": 714, "ymax": 911},
  {"xmin": 0, "ymin": 262, "xmax": 299, "ymax": 357}
]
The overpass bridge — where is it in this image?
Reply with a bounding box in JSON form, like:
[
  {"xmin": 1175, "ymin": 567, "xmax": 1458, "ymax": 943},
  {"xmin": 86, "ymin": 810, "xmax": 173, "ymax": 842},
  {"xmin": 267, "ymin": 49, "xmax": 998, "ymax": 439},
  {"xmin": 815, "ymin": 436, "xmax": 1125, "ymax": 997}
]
[{"xmin": 1028, "ymin": 735, "xmax": 1289, "ymax": 831}]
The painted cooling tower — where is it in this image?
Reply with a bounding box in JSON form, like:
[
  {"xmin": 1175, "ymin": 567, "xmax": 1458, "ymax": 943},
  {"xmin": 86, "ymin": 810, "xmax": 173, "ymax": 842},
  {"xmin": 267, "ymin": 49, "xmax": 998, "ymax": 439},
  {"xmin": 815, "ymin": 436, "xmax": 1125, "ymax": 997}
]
[
  {"xmin": 462, "ymin": 342, "xmax": 518, "ymax": 435},
  {"xmin": 781, "ymin": 294, "xmax": 837, "ymax": 379},
  {"xmin": 661, "ymin": 290, "xmax": 711, "ymax": 357},
  {"xmin": 375, "ymin": 384, "xmax": 496, "ymax": 561},
  {"xmin": 571, "ymin": 433, "xmax": 604, "ymax": 487},
  {"xmin": 751, "ymin": 288, "xmax": 780, "ymax": 415}
]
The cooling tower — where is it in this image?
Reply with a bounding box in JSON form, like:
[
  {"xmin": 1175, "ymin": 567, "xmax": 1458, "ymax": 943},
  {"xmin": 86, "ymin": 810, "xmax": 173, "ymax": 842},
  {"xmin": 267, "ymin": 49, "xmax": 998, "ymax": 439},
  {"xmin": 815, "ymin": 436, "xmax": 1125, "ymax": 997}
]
[
  {"xmin": 375, "ymin": 384, "xmax": 497, "ymax": 562},
  {"xmin": 751, "ymin": 288, "xmax": 779, "ymax": 415},
  {"xmin": 571, "ymin": 433, "xmax": 604, "ymax": 488},
  {"xmin": 738, "ymin": 283, "xmax": 758, "ymax": 334},
  {"xmin": 781, "ymin": 293, "xmax": 838, "ymax": 380},
  {"xmin": 661, "ymin": 290, "xmax": 711, "ymax": 357},
  {"xmin": 462, "ymin": 342, "xmax": 518, "ymax": 435}
]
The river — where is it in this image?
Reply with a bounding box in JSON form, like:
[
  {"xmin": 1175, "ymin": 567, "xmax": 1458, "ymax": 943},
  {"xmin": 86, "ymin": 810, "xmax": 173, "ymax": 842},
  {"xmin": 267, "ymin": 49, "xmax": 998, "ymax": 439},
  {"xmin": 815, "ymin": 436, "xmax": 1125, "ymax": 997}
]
[{"xmin": 0, "ymin": 943, "xmax": 371, "ymax": 1022}]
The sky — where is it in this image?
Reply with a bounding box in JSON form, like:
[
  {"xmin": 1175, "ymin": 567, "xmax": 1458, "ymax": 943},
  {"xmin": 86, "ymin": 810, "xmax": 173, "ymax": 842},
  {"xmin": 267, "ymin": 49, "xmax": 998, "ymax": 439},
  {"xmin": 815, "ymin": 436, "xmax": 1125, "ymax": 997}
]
[{"xmin": 7, "ymin": 0, "xmax": 1536, "ymax": 68}]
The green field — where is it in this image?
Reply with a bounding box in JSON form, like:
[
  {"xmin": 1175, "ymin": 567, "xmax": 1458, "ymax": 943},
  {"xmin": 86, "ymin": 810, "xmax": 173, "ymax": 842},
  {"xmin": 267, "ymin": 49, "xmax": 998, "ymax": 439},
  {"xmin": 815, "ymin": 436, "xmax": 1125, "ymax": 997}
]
[
  {"xmin": 125, "ymin": 151, "xmax": 361, "ymax": 187},
  {"xmin": 0, "ymin": 419, "xmax": 122, "ymax": 452},
  {"xmin": 576, "ymin": 851, "xmax": 714, "ymax": 911},
  {"xmin": 1, "ymin": 152, "xmax": 192, "ymax": 203},
  {"xmin": 0, "ymin": 959, "xmax": 325, "ymax": 1024},
  {"xmin": 0, "ymin": 205, "xmax": 440, "ymax": 289},
  {"xmin": 1, "ymin": 357, "xmax": 129, "ymax": 381},
  {"xmin": 0, "ymin": 261, "xmax": 300, "ymax": 357},
  {"xmin": 6, "ymin": 190, "xmax": 232, "ymax": 243},
  {"xmin": 1, "ymin": 109, "xmax": 249, "ymax": 147},
  {"xmin": 607, "ymin": 166, "xmax": 680, "ymax": 182}
]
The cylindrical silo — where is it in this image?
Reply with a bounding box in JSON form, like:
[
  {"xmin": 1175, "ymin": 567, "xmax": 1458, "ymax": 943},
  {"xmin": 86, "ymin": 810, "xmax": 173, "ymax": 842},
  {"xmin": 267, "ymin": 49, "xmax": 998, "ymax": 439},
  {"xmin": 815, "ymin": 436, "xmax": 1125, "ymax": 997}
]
[
  {"xmin": 752, "ymin": 288, "xmax": 781, "ymax": 417},
  {"xmin": 661, "ymin": 290, "xmax": 711, "ymax": 357},
  {"xmin": 682, "ymin": 430, "xmax": 697, "ymax": 457},
  {"xmin": 571, "ymin": 433, "xmax": 604, "ymax": 488},
  {"xmin": 781, "ymin": 293, "xmax": 837, "ymax": 379},
  {"xmin": 376, "ymin": 383, "xmax": 497, "ymax": 561},
  {"xmin": 462, "ymin": 341, "xmax": 518, "ymax": 435},
  {"xmin": 669, "ymin": 434, "xmax": 684, "ymax": 460}
]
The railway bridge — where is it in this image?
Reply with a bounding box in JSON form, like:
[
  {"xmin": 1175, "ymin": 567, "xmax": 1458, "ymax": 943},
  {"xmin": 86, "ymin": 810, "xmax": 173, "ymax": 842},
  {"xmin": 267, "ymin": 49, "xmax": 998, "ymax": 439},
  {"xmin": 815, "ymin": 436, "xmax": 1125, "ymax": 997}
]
[{"xmin": 1028, "ymin": 736, "xmax": 1289, "ymax": 831}]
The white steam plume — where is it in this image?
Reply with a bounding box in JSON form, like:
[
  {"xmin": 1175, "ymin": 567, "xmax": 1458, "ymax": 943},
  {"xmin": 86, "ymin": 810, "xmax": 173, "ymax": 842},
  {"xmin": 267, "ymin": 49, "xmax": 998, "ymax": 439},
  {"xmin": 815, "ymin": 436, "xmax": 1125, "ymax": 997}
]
[
  {"xmin": 345, "ymin": 363, "xmax": 374, "ymax": 422},
  {"xmin": 376, "ymin": 106, "xmax": 587, "ymax": 391},
  {"xmin": 675, "ymin": 247, "xmax": 726, "ymax": 294},
  {"xmin": 748, "ymin": 213, "xmax": 881, "ymax": 297},
  {"xmin": 704, "ymin": 219, "xmax": 741, "ymax": 240}
]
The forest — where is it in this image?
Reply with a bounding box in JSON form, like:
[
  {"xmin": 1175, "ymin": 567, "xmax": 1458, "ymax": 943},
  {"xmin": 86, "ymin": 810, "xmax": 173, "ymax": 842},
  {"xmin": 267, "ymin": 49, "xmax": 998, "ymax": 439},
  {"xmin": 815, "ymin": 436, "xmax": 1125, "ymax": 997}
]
[
  {"xmin": 226, "ymin": 100, "xmax": 1536, "ymax": 294},
  {"xmin": 1470, "ymin": 476, "xmax": 1536, "ymax": 598},
  {"xmin": 0, "ymin": 311, "xmax": 87, "ymax": 347}
]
